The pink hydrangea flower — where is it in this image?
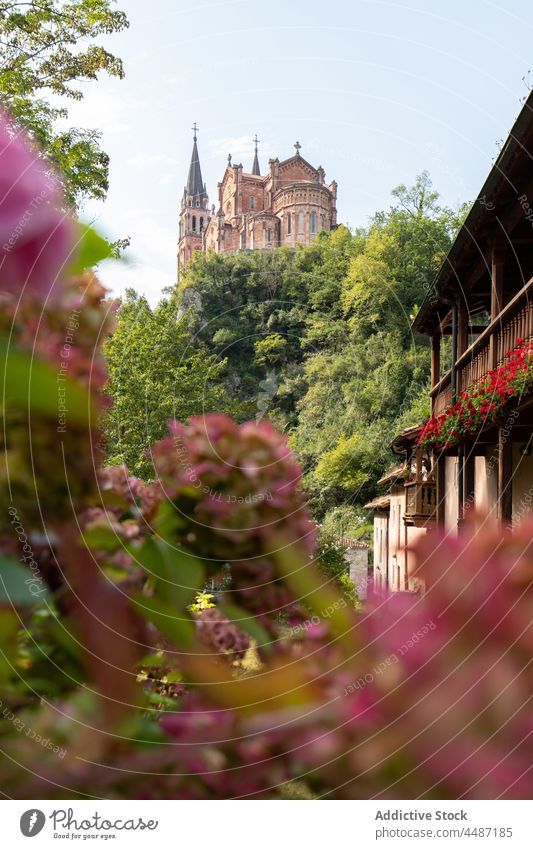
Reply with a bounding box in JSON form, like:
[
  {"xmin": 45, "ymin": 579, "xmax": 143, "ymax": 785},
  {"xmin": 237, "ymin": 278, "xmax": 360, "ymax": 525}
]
[{"xmin": 0, "ymin": 111, "xmax": 73, "ymax": 298}]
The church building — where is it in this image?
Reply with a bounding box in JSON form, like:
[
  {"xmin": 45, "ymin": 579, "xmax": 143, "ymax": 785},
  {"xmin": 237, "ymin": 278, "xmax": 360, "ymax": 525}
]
[{"xmin": 177, "ymin": 125, "xmax": 338, "ymax": 277}]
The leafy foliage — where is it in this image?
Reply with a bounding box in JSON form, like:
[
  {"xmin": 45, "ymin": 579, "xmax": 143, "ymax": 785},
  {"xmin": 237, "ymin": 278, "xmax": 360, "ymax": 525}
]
[
  {"xmin": 103, "ymin": 289, "xmax": 227, "ymax": 478},
  {"xmin": 178, "ymin": 174, "xmax": 458, "ymax": 518},
  {"xmin": 0, "ymin": 0, "xmax": 129, "ymax": 207},
  {"xmin": 1, "ymin": 122, "xmax": 532, "ymax": 802}
]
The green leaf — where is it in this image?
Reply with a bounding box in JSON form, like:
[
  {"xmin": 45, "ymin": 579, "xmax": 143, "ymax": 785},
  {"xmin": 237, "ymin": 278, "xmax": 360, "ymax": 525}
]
[
  {"xmin": 0, "ymin": 555, "xmax": 49, "ymax": 606},
  {"xmin": 70, "ymin": 223, "xmax": 112, "ymax": 273},
  {"xmin": 131, "ymin": 538, "xmax": 204, "ymax": 609},
  {"xmin": 82, "ymin": 526, "xmax": 122, "ymax": 552},
  {"xmin": 132, "ymin": 594, "xmax": 195, "ymax": 648},
  {"xmin": 137, "ymin": 653, "xmax": 165, "ymax": 669},
  {"xmin": 151, "ymin": 501, "xmax": 187, "ymax": 539},
  {"xmin": 219, "ymin": 603, "xmax": 272, "ymax": 652},
  {"xmin": 0, "ymin": 342, "xmax": 91, "ymax": 425}
]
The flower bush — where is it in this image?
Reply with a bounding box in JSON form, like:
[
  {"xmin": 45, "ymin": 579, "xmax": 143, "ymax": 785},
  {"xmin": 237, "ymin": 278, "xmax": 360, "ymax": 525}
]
[
  {"xmin": 1, "ymin": 109, "xmax": 533, "ymax": 801},
  {"xmin": 0, "ymin": 112, "xmax": 73, "ymax": 299},
  {"xmin": 419, "ymin": 338, "xmax": 533, "ymax": 450}
]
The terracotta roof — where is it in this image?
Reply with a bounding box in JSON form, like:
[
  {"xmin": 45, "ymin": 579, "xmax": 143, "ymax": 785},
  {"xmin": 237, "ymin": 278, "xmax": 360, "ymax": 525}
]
[
  {"xmin": 391, "ymin": 423, "xmax": 424, "ymax": 453},
  {"xmin": 364, "ymin": 495, "xmax": 391, "ymax": 511},
  {"xmin": 377, "ymin": 465, "xmax": 405, "ymax": 486},
  {"xmin": 340, "ymin": 536, "xmax": 369, "ymax": 550}
]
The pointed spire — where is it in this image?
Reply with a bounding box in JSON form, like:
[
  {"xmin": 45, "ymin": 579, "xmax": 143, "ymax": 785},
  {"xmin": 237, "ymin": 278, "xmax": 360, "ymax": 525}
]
[
  {"xmin": 252, "ymin": 134, "xmax": 261, "ymax": 176},
  {"xmin": 185, "ymin": 122, "xmax": 208, "ymax": 202}
]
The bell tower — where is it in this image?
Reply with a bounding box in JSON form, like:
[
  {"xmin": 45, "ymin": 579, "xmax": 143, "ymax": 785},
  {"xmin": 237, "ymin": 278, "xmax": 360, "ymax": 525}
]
[{"xmin": 177, "ymin": 123, "xmax": 210, "ymax": 279}]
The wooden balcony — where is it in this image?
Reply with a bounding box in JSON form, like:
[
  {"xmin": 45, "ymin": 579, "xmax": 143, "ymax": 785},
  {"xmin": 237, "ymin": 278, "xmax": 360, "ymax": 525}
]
[
  {"xmin": 404, "ymin": 481, "xmax": 436, "ymax": 520},
  {"xmin": 430, "ymin": 278, "xmax": 533, "ymax": 417}
]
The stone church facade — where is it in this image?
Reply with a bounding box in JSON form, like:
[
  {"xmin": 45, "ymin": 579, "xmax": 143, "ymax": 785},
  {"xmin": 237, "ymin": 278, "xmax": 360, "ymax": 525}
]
[{"xmin": 177, "ymin": 127, "xmax": 338, "ymax": 278}]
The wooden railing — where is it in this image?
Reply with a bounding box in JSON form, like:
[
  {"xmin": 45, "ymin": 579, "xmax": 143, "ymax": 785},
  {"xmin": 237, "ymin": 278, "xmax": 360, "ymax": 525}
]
[
  {"xmin": 404, "ymin": 482, "xmax": 437, "ymax": 519},
  {"xmin": 430, "ymin": 279, "xmax": 533, "ymax": 416}
]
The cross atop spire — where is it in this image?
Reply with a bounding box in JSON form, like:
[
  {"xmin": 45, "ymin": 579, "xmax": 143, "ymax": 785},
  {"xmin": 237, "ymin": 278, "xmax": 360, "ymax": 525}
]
[
  {"xmin": 192, "ymin": 122, "xmax": 198, "ymax": 141},
  {"xmin": 294, "ymin": 140, "xmax": 302, "ymax": 156},
  {"xmin": 252, "ymin": 133, "xmax": 261, "ymax": 176}
]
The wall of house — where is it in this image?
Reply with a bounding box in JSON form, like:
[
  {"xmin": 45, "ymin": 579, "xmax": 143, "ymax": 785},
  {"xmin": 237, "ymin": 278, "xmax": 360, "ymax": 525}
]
[
  {"xmin": 372, "ymin": 513, "xmax": 389, "ymax": 594},
  {"xmin": 388, "ymin": 491, "xmax": 407, "ymax": 591},
  {"xmin": 444, "ymin": 456, "xmax": 459, "ymax": 534},
  {"xmin": 473, "ymin": 450, "xmax": 498, "ymax": 522},
  {"xmin": 405, "ymin": 522, "xmax": 430, "ymax": 593},
  {"xmin": 372, "ymin": 501, "xmax": 433, "ymax": 595},
  {"xmin": 345, "ymin": 547, "xmax": 369, "ymax": 601},
  {"xmin": 512, "ymin": 444, "xmax": 533, "ymax": 525}
]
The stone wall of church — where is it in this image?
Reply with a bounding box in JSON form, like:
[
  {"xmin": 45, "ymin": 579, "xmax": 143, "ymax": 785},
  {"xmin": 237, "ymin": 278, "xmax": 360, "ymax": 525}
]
[{"xmin": 178, "ymin": 147, "xmax": 338, "ymax": 276}]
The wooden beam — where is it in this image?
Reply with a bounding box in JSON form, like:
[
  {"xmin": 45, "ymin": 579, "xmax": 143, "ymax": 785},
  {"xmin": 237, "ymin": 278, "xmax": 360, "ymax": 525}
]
[
  {"xmin": 458, "ymin": 300, "xmax": 469, "ymax": 358},
  {"xmin": 431, "ymin": 334, "xmax": 440, "ymax": 389},
  {"xmin": 491, "ymin": 246, "xmax": 505, "ymax": 320},
  {"xmin": 489, "ymin": 246, "xmax": 506, "ymax": 369},
  {"xmin": 441, "ymin": 324, "xmax": 490, "ymax": 336}
]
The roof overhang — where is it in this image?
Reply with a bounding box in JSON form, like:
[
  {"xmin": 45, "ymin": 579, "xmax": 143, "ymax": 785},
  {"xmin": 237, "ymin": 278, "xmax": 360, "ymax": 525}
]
[{"xmin": 412, "ymin": 91, "xmax": 533, "ymax": 335}]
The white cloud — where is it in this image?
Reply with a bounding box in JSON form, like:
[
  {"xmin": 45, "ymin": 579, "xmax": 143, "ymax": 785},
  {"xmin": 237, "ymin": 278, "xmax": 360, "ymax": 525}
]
[
  {"xmin": 98, "ymin": 257, "xmax": 173, "ymax": 306},
  {"xmin": 127, "ymin": 152, "xmax": 178, "ymax": 169},
  {"xmin": 207, "ymin": 135, "xmax": 276, "ymax": 165},
  {"xmin": 56, "ymin": 86, "xmax": 145, "ymax": 137}
]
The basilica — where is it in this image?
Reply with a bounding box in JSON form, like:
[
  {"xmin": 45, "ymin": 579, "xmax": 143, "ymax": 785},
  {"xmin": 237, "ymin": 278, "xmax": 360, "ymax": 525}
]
[{"xmin": 177, "ymin": 125, "xmax": 338, "ymax": 277}]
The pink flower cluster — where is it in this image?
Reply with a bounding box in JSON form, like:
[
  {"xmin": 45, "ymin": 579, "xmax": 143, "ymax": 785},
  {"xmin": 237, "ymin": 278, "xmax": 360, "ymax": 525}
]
[
  {"xmin": 151, "ymin": 414, "xmax": 316, "ymax": 622},
  {"xmin": 359, "ymin": 522, "xmax": 533, "ymax": 798},
  {"xmin": 195, "ymin": 607, "xmax": 250, "ymax": 660},
  {"xmin": 0, "ymin": 111, "xmax": 73, "ymax": 299},
  {"xmin": 420, "ymin": 338, "xmax": 533, "ymax": 450},
  {"xmin": 0, "ymin": 113, "xmax": 113, "ymax": 530},
  {"xmin": 158, "ymin": 521, "xmax": 533, "ymax": 799}
]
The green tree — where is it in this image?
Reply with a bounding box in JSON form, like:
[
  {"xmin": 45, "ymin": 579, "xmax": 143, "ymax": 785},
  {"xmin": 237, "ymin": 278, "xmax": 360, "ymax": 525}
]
[
  {"xmin": 0, "ymin": 0, "xmax": 129, "ymax": 208},
  {"xmin": 103, "ymin": 290, "xmax": 227, "ymax": 478},
  {"xmin": 176, "ymin": 173, "xmax": 464, "ymax": 516}
]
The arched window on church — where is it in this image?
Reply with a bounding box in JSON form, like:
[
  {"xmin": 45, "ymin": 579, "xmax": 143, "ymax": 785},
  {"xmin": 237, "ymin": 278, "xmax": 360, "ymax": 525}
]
[
  {"xmin": 250, "ymin": 196, "xmax": 255, "ymax": 209},
  {"xmin": 298, "ymin": 211, "xmax": 304, "ymax": 234},
  {"xmin": 192, "ymin": 215, "xmax": 197, "ymax": 232},
  {"xmin": 267, "ymin": 228, "xmax": 272, "ymax": 243},
  {"xmin": 287, "ymin": 213, "xmax": 291, "ymax": 235},
  {"xmin": 200, "ymin": 217, "xmax": 204, "ymax": 231},
  {"xmin": 311, "ymin": 211, "xmax": 317, "ymax": 234}
]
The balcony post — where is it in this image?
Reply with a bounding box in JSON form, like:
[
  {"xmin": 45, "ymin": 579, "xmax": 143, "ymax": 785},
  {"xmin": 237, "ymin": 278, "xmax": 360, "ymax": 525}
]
[
  {"xmin": 451, "ymin": 301, "xmax": 459, "ymax": 403},
  {"xmin": 458, "ymin": 297, "xmax": 469, "ymax": 359},
  {"xmin": 497, "ymin": 426, "xmax": 513, "ymax": 527},
  {"xmin": 490, "ymin": 247, "xmax": 505, "ymax": 369},
  {"xmin": 431, "ymin": 333, "xmax": 440, "ymax": 390},
  {"xmin": 431, "ymin": 333, "xmax": 441, "ymax": 415}
]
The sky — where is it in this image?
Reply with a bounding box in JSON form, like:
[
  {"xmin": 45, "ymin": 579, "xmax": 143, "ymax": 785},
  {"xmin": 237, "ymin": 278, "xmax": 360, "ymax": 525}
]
[{"xmin": 65, "ymin": 0, "xmax": 533, "ymax": 304}]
